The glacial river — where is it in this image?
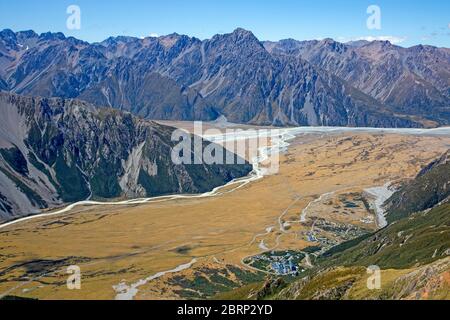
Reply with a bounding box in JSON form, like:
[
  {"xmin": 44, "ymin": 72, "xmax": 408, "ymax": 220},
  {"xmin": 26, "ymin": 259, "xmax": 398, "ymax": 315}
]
[{"xmin": 1, "ymin": 125, "xmax": 450, "ymax": 231}]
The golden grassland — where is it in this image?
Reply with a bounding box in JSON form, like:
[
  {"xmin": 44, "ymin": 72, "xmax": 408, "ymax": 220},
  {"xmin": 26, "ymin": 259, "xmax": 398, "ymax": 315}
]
[{"xmin": 0, "ymin": 133, "xmax": 449, "ymax": 299}]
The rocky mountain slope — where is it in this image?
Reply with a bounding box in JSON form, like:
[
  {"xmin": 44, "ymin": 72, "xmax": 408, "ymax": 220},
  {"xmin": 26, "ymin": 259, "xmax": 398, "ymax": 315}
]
[
  {"xmin": 265, "ymin": 38, "xmax": 450, "ymax": 125},
  {"xmin": 275, "ymin": 255, "xmax": 450, "ymax": 300},
  {"xmin": 1, "ymin": 28, "xmax": 444, "ymax": 127},
  {"xmin": 319, "ymin": 199, "xmax": 450, "ymax": 270},
  {"xmin": 0, "ymin": 92, "xmax": 252, "ymax": 222}
]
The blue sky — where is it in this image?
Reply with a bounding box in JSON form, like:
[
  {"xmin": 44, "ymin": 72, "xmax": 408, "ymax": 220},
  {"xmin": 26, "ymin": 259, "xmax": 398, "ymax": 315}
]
[{"xmin": 0, "ymin": 0, "xmax": 449, "ymax": 47}]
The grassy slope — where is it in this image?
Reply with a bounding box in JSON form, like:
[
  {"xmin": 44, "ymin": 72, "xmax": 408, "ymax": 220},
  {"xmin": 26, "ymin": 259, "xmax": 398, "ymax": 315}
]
[
  {"xmin": 276, "ymin": 150, "xmax": 450, "ymax": 300},
  {"xmin": 221, "ymin": 150, "xmax": 450, "ymax": 300},
  {"xmin": 385, "ymin": 154, "xmax": 450, "ymax": 223},
  {"xmin": 319, "ymin": 202, "xmax": 450, "ymax": 269},
  {"xmin": 218, "ymin": 202, "xmax": 450, "ymax": 300}
]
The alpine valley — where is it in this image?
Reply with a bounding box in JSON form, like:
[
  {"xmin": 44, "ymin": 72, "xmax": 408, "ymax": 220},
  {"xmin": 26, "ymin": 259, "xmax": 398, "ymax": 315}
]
[{"xmin": 0, "ymin": 27, "xmax": 449, "ymax": 301}]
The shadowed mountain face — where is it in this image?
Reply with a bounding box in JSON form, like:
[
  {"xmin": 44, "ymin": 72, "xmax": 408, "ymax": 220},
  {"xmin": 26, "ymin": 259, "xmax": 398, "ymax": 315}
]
[
  {"xmin": 1, "ymin": 28, "xmax": 447, "ymax": 127},
  {"xmin": 0, "ymin": 92, "xmax": 252, "ymax": 222}
]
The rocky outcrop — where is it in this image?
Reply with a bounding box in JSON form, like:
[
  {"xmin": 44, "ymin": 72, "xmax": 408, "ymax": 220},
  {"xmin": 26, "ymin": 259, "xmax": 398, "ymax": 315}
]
[{"xmin": 255, "ymin": 278, "xmax": 287, "ymax": 300}]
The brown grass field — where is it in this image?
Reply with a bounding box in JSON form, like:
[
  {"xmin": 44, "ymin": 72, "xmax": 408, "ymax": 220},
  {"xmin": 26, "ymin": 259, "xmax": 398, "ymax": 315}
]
[{"xmin": 0, "ymin": 131, "xmax": 449, "ymax": 299}]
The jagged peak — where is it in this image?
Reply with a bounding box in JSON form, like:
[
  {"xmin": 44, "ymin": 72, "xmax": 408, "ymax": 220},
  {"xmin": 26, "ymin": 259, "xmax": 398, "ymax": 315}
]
[
  {"xmin": 206, "ymin": 27, "xmax": 266, "ymax": 54},
  {"xmin": 232, "ymin": 27, "xmax": 253, "ymax": 35},
  {"xmin": 157, "ymin": 33, "xmax": 192, "ymax": 49},
  {"xmin": 320, "ymin": 37, "xmax": 335, "ymax": 44},
  {"xmin": 278, "ymin": 38, "xmax": 300, "ymax": 44},
  {"xmin": 229, "ymin": 28, "xmax": 259, "ymax": 41},
  {"xmin": 211, "ymin": 28, "xmax": 263, "ymax": 48},
  {"xmin": 164, "ymin": 32, "xmax": 181, "ymax": 38},
  {"xmin": 0, "ymin": 28, "xmax": 15, "ymax": 37},
  {"xmin": 318, "ymin": 38, "xmax": 346, "ymax": 47},
  {"xmin": 101, "ymin": 35, "xmax": 139, "ymax": 45},
  {"xmin": 361, "ymin": 40, "xmax": 395, "ymax": 49},
  {"xmin": 0, "ymin": 29, "xmax": 17, "ymax": 43},
  {"xmin": 16, "ymin": 30, "xmax": 38, "ymax": 39},
  {"xmin": 345, "ymin": 40, "xmax": 370, "ymax": 47},
  {"xmin": 317, "ymin": 38, "xmax": 348, "ymax": 53},
  {"xmin": 408, "ymin": 44, "xmax": 442, "ymax": 53},
  {"xmin": 38, "ymin": 31, "xmax": 66, "ymax": 41}
]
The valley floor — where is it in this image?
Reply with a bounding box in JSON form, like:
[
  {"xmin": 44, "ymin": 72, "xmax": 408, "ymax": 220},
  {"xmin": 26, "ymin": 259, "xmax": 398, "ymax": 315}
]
[{"xmin": 1, "ymin": 129, "xmax": 450, "ymax": 300}]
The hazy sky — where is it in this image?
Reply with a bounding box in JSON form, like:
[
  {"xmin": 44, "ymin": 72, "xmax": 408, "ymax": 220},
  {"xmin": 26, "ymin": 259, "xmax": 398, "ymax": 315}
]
[{"xmin": 0, "ymin": 0, "xmax": 449, "ymax": 47}]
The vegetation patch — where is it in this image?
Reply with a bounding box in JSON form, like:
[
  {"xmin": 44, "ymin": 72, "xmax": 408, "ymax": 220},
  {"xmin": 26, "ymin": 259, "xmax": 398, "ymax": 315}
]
[
  {"xmin": 319, "ymin": 203, "xmax": 450, "ymax": 269},
  {"xmin": 169, "ymin": 266, "xmax": 264, "ymax": 299},
  {"xmin": 0, "ymin": 146, "xmax": 29, "ymax": 176},
  {"xmin": 90, "ymin": 157, "xmax": 122, "ymax": 198},
  {"xmin": 171, "ymin": 245, "xmax": 192, "ymax": 255},
  {"xmin": 54, "ymin": 152, "xmax": 90, "ymax": 202}
]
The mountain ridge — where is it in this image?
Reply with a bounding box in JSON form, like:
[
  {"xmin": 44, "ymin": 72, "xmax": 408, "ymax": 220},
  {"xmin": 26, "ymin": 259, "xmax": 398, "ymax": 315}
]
[
  {"xmin": 0, "ymin": 91, "xmax": 252, "ymax": 222},
  {"xmin": 265, "ymin": 37, "xmax": 450, "ymax": 125},
  {"xmin": 1, "ymin": 28, "xmax": 447, "ymax": 128}
]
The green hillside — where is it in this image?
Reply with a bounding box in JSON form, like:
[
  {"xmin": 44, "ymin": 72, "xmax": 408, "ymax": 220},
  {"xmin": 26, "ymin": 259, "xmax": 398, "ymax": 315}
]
[{"xmin": 385, "ymin": 151, "xmax": 450, "ymax": 222}]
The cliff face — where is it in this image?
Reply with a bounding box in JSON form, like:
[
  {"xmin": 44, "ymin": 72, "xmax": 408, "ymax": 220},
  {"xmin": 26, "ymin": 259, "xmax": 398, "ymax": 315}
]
[
  {"xmin": 0, "ymin": 92, "xmax": 252, "ymax": 221},
  {"xmin": 1, "ymin": 28, "xmax": 444, "ymax": 128}
]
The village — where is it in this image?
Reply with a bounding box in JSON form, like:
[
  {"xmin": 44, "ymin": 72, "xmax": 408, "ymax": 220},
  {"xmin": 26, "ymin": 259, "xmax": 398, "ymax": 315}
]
[{"xmin": 244, "ymin": 250, "xmax": 306, "ymax": 276}]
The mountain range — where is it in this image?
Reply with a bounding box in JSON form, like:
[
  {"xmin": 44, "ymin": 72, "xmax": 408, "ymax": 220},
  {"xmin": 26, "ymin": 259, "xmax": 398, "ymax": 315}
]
[
  {"xmin": 0, "ymin": 92, "xmax": 251, "ymax": 222},
  {"xmin": 1, "ymin": 28, "xmax": 449, "ymax": 127}
]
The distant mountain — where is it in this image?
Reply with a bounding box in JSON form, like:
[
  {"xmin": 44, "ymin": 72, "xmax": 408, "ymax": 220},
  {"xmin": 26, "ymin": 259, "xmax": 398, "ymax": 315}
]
[
  {"xmin": 264, "ymin": 38, "xmax": 450, "ymax": 126},
  {"xmin": 0, "ymin": 92, "xmax": 252, "ymax": 222},
  {"xmin": 2, "ymin": 28, "xmax": 446, "ymax": 127}
]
